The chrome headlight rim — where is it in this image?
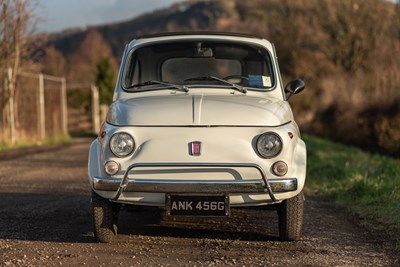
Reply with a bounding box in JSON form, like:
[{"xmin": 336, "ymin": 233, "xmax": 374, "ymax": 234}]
[
  {"xmin": 109, "ymin": 132, "xmax": 135, "ymax": 157},
  {"xmin": 256, "ymin": 132, "xmax": 283, "ymax": 159}
]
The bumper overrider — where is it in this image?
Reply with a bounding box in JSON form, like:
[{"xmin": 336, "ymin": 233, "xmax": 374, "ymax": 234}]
[{"xmin": 92, "ymin": 163, "xmax": 298, "ymax": 202}]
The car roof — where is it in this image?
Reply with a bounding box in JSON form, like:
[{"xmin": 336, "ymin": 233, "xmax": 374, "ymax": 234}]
[{"xmin": 136, "ymin": 31, "xmax": 264, "ymax": 40}]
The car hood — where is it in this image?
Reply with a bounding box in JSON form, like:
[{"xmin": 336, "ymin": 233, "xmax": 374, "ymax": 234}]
[{"xmin": 106, "ymin": 94, "xmax": 293, "ymax": 126}]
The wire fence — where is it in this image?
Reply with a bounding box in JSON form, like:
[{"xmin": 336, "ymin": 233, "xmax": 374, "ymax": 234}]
[{"xmin": 1, "ymin": 68, "xmax": 100, "ymax": 145}]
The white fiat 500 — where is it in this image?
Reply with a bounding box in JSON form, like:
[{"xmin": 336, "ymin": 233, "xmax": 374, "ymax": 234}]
[{"xmin": 88, "ymin": 32, "xmax": 306, "ymax": 243}]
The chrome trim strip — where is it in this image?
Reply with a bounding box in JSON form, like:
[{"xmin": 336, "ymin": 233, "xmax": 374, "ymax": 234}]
[
  {"xmin": 93, "ymin": 177, "xmax": 122, "ymax": 191},
  {"xmin": 269, "ymin": 178, "xmax": 297, "ymax": 192},
  {"xmin": 94, "ymin": 178, "xmax": 266, "ymax": 193},
  {"xmin": 94, "ymin": 177, "xmax": 297, "ymax": 194},
  {"xmin": 105, "ymin": 121, "xmax": 292, "ymax": 128},
  {"xmin": 93, "ymin": 177, "xmax": 297, "ymax": 193}
]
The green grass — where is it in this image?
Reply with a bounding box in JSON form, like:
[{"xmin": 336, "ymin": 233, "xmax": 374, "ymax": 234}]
[
  {"xmin": 304, "ymin": 134, "xmax": 400, "ymax": 238},
  {"xmin": 44, "ymin": 134, "xmax": 71, "ymax": 145},
  {"xmin": 0, "ymin": 134, "xmax": 71, "ymax": 152}
]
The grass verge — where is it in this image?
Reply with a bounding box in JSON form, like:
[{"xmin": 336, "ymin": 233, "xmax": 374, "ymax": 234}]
[
  {"xmin": 0, "ymin": 134, "xmax": 71, "ymax": 152},
  {"xmin": 304, "ymin": 134, "xmax": 400, "ymax": 246}
]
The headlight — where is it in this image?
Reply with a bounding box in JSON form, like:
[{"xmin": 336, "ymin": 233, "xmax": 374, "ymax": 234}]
[
  {"xmin": 110, "ymin": 132, "xmax": 135, "ymax": 157},
  {"xmin": 256, "ymin": 132, "xmax": 283, "ymax": 158}
]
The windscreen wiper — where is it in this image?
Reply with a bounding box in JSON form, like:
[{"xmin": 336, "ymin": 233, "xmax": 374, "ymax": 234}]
[
  {"xmin": 184, "ymin": 76, "xmax": 247, "ymax": 94},
  {"xmin": 129, "ymin": 80, "xmax": 189, "ymax": 92}
]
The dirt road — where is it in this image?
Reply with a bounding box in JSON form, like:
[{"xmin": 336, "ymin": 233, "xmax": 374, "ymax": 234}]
[{"xmin": 0, "ymin": 139, "xmax": 398, "ymax": 266}]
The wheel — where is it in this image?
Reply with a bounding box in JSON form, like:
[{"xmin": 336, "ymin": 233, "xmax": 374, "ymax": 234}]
[
  {"xmin": 277, "ymin": 191, "xmax": 304, "ymax": 241},
  {"xmin": 91, "ymin": 190, "xmax": 120, "ymax": 243}
]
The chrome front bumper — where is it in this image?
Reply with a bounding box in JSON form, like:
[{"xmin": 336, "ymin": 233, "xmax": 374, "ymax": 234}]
[{"xmin": 92, "ymin": 163, "xmax": 298, "ymax": 202}]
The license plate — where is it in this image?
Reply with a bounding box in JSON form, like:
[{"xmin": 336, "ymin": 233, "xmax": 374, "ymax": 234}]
[{"xmin": 166, "ymin": 194, "xmax": 229, "ymax": 216}]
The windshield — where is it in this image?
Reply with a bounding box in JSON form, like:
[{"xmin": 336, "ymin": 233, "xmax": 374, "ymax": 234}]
[{"xmin": 124, "ymin": 40, "xmax": 275, "ymax": 91}]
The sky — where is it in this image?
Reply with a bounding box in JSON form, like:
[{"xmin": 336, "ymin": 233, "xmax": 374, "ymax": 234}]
[{"xmin": 36, "ymin": 0, "xmax": 184, "ymax": 33}]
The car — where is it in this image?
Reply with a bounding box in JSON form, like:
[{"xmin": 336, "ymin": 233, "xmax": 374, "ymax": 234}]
[{"xmin": 88, "ymin": 32, "xmax": 306, "ymax": 243}]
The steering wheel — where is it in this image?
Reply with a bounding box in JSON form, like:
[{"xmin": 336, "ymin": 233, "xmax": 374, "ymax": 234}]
[{"xmin": 223, "ymin": 75, "xmax": 249, "ymax": 82}]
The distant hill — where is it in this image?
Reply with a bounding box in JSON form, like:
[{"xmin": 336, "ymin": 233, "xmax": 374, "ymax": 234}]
[{"xmin": 48, "ymin": 1, "xmax": 235, "ymax": 59}]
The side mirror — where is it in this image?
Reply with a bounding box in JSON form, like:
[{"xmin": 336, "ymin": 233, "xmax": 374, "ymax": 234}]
[{"xmin": 284, "ymin": 79, "xmax": 305, "ymax": 100}]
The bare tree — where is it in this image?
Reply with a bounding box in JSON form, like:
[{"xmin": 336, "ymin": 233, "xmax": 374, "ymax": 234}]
[
  {"xmin": 1, "ymin": 0, "xmax": 37, "ymax": 81},
  {"xmin": 0, "ymin": 0, "xmax": 38, "ymax": 143}
]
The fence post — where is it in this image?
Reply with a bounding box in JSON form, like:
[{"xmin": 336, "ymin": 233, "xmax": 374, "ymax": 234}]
[
  {"xmin": 38, "ymin": 73, "xmax": 45, "ymax": 141},
  {"xmin": 91, "ymin": 84, "xmax": 100, "ymax": 134},
  {"xmin": 61, "ymin": 77, "xmax": 68, "ymax": 135},
  {"xmin": 7, "ymin": 68, "xmax": 16, "ymax": 144}
]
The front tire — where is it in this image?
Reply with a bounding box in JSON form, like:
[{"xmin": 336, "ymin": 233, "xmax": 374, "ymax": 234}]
[
  {"xmin": 91, "ymin": 190, "xmax": 119, "ymax": 243},
  {"xmin": 277, "ymin": 191, "xmax": 304, "ymax": 241}
]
